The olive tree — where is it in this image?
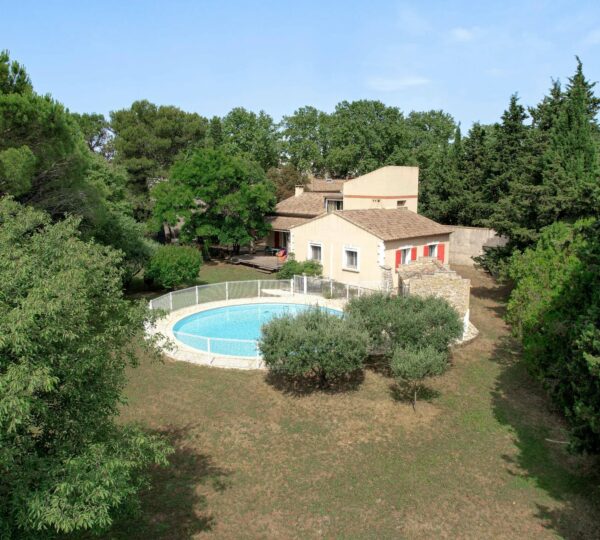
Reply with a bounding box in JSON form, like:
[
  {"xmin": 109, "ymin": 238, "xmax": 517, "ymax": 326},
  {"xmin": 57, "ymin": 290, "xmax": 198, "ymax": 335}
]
[
  {"xmin": 259, "ymin": 308, "xmax": 368, "ymax": 387},
  {"xmin": 0, "ymin": 199, "xmax": 171, "ymax": 537}
]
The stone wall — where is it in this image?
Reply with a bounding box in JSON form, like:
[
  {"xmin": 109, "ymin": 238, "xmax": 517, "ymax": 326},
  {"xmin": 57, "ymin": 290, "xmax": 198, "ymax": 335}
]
[
  {"xmin": 397, "ymin": 258, "xmax": 471, "ymax": 334},
  {"xmin": 446, "ymin": 225, "xmax": 507, "ymax": 266}
]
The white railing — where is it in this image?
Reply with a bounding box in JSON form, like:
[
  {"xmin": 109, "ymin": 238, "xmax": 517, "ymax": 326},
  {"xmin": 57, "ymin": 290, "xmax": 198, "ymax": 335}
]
[
  {"xmin": 150, "ymin": 276, "xmax": 379, "ymax": 358},
  {"xmin": 149, "ymin": 276, "xmax": 378, "ymax": 313}
]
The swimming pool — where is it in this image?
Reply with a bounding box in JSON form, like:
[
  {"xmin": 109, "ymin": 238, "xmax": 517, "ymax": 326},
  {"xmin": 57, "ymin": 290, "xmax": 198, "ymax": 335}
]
[{"xmin": 172, "ymin": 303, "xmax": 342, "ymax": 358}]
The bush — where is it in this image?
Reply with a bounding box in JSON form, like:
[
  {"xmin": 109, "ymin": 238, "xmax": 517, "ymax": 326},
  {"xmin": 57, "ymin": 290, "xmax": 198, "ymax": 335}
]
[
  {"xmin": 506, "ymin": 218, "xmax": 600, "ymax": 453},
  {"xmin": 390, "ymin": 346, "xmax": 449, "ymax": 409},
  {"xmin": 276, "ymin": 257, "xmax": 322, "ymax": 279},
  {"xmin": 346, "ymin": 293, "xmax": 463, "ymax": 356},
  {"xmin": 259, "ymin": 308, "xmax": 368, "ymax": 387},
  {"xmin": 145, "ymin": 244, "xmax": 202, "ymax": 288}
]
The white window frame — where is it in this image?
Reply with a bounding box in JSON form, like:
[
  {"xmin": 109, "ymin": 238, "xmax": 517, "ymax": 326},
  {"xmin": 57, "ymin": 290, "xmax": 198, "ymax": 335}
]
[
  {"xmin": 325, "ymin": 198, "xmax": 343, "ymax": 212},
  {"xmin": 397, "ymin": 200, "xmax": 407, "ymax": 208},
  {"xmin": 342, "ymin": 245, "xmax": 360, "ymax": 272},
  {"xmin": 308, "ymin": 242, "xmax": 322, "ymax": 262},
  {"xmin": 400, "ymin": 245, "xmax": 413, "ymax": 265},
  {"xmin": 427, "ymin": 242, "xmax": 438, "ymax": 258}
]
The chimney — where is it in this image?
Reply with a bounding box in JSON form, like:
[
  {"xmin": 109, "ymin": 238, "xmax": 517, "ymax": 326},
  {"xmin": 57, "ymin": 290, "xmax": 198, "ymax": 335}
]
[{"xmin": 294, "ymin": 185, "xmax": 305, "ymax": 197}]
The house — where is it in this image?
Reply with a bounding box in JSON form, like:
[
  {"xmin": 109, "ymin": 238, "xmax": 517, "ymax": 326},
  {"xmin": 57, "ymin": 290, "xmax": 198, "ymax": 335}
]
[
  {"xmin": 266, "ymin": 166, "xmax": 419, "ymax": 250},
  {"xmin": 265, "ymin": 166, "xmax": 452, "ymax": 289}
]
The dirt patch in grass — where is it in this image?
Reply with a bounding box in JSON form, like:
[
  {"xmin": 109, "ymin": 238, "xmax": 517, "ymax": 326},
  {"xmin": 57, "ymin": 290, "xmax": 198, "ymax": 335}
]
[{"xmin": 108, "ymin": 265, "xmax": 600, "ymax": 539}]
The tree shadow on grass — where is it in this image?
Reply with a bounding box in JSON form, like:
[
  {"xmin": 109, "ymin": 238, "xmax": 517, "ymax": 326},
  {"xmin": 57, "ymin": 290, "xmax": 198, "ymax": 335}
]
[
  {"xmin": 264, "ymin": 369, "xmax": 365, "ymax": 396},
  {"xmin": 106, "ymin": 426, "xmax": 231, "ymax": 540},
  {"xmin": 490, "ymin": 335, "xmax": 600, "ymax": 539}
]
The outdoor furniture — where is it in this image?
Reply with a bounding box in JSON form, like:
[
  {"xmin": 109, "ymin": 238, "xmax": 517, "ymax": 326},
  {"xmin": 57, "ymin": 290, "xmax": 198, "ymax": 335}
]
[{"xmin": 264, "ymin": 246, "xmax": 279, "ymax": 256}]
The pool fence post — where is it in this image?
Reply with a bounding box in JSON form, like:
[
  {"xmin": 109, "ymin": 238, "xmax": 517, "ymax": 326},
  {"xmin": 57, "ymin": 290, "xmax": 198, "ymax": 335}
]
[
  {"xmin": 258, "ymin": 280, "xmax": 261, "ymax": 298},
  {"xmin": 169, "ymin": 292, "xmax": 173, "ymax": 311},
  {"xmin": 290, "ymin": 278, "xmax": 294, "ymax": 295},
  {"xmin": 346, "ymin": 284, "xmax": 349, "ymax": 300},
  {"xmin": 195, "ymin": 286, "xmax": 199, "ymax": 304},
  {"xmin": 226, "ymin": 281, "xmax": 229, "ymax": 301},
  {"xmin": 303, "ymin": 275, "xmax": 307, "ymax": 295},
  {"xmin": 330, "ymin": 279, "xmax": 333, "ymax": 297}
]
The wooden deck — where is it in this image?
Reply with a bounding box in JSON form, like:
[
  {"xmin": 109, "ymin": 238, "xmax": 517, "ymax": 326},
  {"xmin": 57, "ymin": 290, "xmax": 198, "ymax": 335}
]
[{"xmin": 233, "ymin": 254, "xmax": 284, "ymax": 272}]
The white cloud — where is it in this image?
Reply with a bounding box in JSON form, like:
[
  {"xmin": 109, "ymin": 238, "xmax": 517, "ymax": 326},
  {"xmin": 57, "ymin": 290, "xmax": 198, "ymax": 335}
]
[
  {"xmin": 450, "ymin": 26, "xmax": 481, "ymax": 42},
  {"xmin": 366, "ymin": 76, "xmax": 430, "ymax": 92}
]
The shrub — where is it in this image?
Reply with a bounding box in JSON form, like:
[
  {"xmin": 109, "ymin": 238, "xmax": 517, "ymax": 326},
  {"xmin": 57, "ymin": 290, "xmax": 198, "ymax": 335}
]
[
  {"xmin": 259, "ymin": 308, "xmax": 368, "ymax": 387},
  {"xmin": 390, "ymin": 346, "xmax": 449, "ymax": 409},
  {"xmin": 345, "ymin": 293, "xmax": 463, "ymax": 356},
  {"xmin": 276, "ymin": 257, "xmax": 322, "ymax": 279},
  {"xmin": 145, "ymin": 244, "xmax": 202, "ymax": 288},
  {"xmin": 506, "ymin": 218, "xmax": 600, "ymax": 453}
]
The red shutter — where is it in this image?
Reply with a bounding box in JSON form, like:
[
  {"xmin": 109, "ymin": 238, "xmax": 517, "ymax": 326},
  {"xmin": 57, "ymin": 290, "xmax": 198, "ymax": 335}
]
[
  {"xmin": 437, "ymin": 243, "xmax": 445, "ymax": 262},
  {"xmin": 274, "ymin": 231, "xmax": 280, "ymax": 246},
  {"xmin": 395, "ymin": 249, "xmax": 401, "ymax": 269},
  {"xmin": 423, "ymin": 245, "xmax": 429, "ymax": 257},
  {"xmin": 411, "ymin": 247, "xmax": 417, "ymax": 261}
]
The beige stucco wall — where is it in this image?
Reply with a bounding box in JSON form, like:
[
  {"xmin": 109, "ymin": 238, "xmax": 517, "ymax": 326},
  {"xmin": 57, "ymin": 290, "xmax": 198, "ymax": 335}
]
[
  {"xmin": 342, "ymin": 166, "xmax": 419, "ymax": 213},
  {"xmin": 384, "ymin": 234, "xmax": 451, "ymax": 288},
  {"xmin": 290, "ymin": 213, "xmax": 385, "ymax": 287}
]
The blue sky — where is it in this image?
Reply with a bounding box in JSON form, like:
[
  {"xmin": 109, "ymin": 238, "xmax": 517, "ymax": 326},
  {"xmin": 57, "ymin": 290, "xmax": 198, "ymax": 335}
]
[{"xmin": 2, "ymin": 0, "xmax": 600, "ymax": 127}]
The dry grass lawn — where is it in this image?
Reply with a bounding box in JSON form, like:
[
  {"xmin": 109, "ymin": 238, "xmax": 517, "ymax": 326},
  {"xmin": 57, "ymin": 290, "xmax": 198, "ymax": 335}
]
[{"xmin": 107, "ymin": 266, "xmax": 600, "ymax": 539}]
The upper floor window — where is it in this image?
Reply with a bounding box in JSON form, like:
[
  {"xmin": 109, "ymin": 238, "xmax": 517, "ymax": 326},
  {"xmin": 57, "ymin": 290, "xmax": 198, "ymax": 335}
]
[
  {"xmin": 427, "ymin": 243, "xmax": 438, "ymax": 258},
  {"xmin": 309, "ymin": 243, "xmax": 322, "ymax": 262},
  {"xmin": 326, "ymin": 199, "xmax": 343, "ymax": 213},
  {"xmin": 397, "ymin": 200, "xmax": 406, "ymax": 208},
  {"xmin": 400, "ymin": 247, "xmax": 411, "ymax": 264}
]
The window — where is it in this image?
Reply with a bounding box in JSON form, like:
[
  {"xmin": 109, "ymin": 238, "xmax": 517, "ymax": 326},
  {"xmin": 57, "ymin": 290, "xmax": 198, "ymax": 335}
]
[
  {"xmin": 344, "ymin": 248, "xmax": 359, "ymax": 270},
  {"xmin": 427, "ymin": 243, "xmax": 438, "ymax": 258},
  {"xmin": 309, "ymin": 243, "xmax": 322, "ymax": 261},
  {"xmin": 401, "ymin": 247, "xmax": 411, "ymax": 264},
  {"xmin": 397, "ymin": 200, "xmax": 406, "ymax": 208},
  {"xmin": 326, "ymin": 199, "xmax": 343, "ymax": 212}
]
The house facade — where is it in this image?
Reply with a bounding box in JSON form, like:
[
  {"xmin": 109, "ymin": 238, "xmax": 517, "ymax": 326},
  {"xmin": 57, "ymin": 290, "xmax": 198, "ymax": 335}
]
[{"xmin": 265, "ymin": 166, "xmax": 453, "ymax": 290}]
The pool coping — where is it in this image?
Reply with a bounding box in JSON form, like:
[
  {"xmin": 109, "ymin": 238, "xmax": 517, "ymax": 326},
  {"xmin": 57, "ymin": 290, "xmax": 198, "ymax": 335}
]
[{"xmin": 147, "ymin": 294, "xmax": 347, "ymax": 370}]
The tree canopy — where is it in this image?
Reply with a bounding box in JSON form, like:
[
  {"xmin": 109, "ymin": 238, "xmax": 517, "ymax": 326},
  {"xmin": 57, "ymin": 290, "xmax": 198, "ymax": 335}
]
[{"xmin": 0, "ymin": 199, "xmax": 171, "ymax": 537}]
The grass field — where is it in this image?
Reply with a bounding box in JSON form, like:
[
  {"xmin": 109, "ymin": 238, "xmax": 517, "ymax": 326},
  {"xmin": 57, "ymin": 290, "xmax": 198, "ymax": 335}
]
[{"xmin": 110, "ymin": 266, "xmax": 600, "ymax": 539}]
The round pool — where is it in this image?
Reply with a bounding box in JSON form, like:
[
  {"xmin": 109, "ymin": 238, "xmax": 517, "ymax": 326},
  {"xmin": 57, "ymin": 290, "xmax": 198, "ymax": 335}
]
[{"xmin": 172, "ymin": 303, "xmax": 342, "ymax": 358}]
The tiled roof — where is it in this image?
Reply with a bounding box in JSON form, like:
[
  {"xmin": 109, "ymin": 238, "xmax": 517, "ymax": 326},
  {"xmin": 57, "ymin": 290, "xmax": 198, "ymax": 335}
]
[
  {"xmin": 275, "ymin": 192, "xmax": 327, "ymax": 217},
  {"xmin": 335, "ymin": 208, "xmax": 453, "ymax": 241},
  {"xmin": 267, "ymin": 215, "xmax": 310, "ymax": 230},
  {"xmin": 307, "ymin": 178, "xmax": 346, "ymax": 193}
]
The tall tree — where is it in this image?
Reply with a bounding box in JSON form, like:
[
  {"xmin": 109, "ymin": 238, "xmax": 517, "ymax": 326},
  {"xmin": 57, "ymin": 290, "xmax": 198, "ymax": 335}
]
[
  {"xmin": 71, "ymin": 112, "xmax": 113, "ymax": 156},
  {"xmin": 282, "ymin": 106, "xmax": 329, "ymax": 175},
  {"xmin": 221, "ymin": 107, "xmax": 280, "ymax": 171},
  {"xmin": 0, "ymin": 199, "xmax": 171, "ymax": 537},
  {"xmin": 152, "ymin": 148, "xmax": 276, "ymax": 253},
  {"xmin": 110, "ymin": 100, "xmax": 208, "ymax": 209}
]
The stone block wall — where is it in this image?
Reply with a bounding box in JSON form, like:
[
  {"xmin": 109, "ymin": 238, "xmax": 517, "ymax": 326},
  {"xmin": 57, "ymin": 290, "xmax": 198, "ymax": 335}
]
[{"xmin": 397, "ymin": 258, "xmax": 471, "ymax": 333}]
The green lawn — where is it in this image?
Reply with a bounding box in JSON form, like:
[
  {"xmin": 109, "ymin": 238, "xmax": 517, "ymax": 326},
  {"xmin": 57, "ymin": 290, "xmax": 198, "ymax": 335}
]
[{"xmin": 110, "ymin": 266, "xmax": 600, "ymax": 539}]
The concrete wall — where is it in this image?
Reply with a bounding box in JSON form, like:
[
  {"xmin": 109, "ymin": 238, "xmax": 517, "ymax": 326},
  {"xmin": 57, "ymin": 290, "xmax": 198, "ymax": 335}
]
[
  {"xmin": 446, "ymin": 226, "xmax": 507, "ymax": 266},
  {"xmin": 342, "ymin": 166, "xmax": 419, "ymax": 213}
]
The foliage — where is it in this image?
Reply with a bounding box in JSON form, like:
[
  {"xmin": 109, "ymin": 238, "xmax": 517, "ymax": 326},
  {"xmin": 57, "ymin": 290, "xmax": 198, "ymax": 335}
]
[
  {"xmin": 221, "ymin": 107, "xmax": 280, "ymax": 171},
  {"xmin": 110, "ymin": 100, "xmax": 208, "ymax": 210},
  {"xmin": 506, "ymin": 219, "xmax": 600, "ymax": 452},
  {"xmin": 276, "ymin": 258, "xmax": 322, "ymax": 279},
  {"xmin": 390, "ymin": 345, "xmax": 449, "ymax": 408},
  {"xmin": 346, "ymin": 293, "xmax": 463, "ymax": 356},
  {"xmin": 0, "ymin": 199, "xmax": 172, "ymax": 537},
  {"xmin": 152, "ymin": 148, "xmax": 276, "ymax": 252},
  {"xmin": 0, "ymin": 49, "xmax": 32, "ymax": 94},
  {"xmin": 267, "ymin": 163, "xmax": 308, "ymax": 200},
  {"xmin": 71, "ymin": 111, "xmax": 113, "ymax": 156},
  {"xmin": 259, "ymin": 308, "xmax": 368, "ymax": 386},
  {"xmin": 0, "ymin": 145, "xmax": 36, "ymax": 196},
  {"xmin": 145, "ymin": 244, "xmax": 202, "ymax": 288}
]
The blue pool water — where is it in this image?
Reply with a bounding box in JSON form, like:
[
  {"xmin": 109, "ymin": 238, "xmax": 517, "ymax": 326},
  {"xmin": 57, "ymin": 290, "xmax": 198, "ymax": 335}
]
[{"xmin": 173, "ymin": 303, "xmax": 342, "ymax": 357}]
